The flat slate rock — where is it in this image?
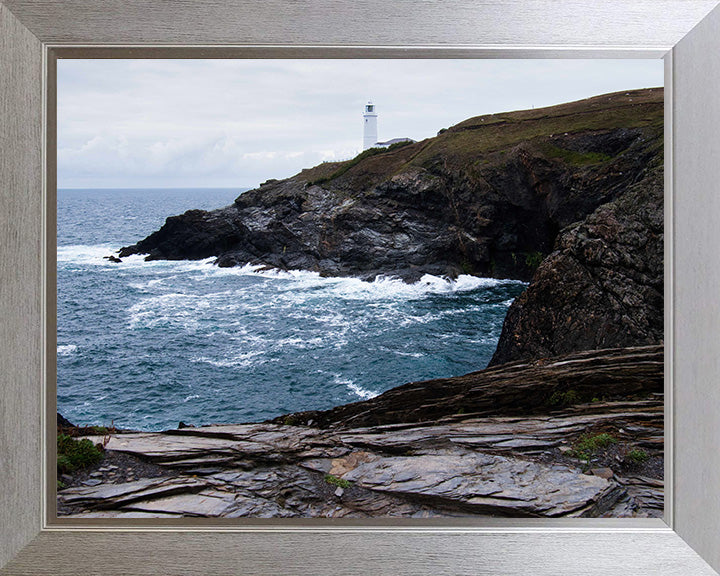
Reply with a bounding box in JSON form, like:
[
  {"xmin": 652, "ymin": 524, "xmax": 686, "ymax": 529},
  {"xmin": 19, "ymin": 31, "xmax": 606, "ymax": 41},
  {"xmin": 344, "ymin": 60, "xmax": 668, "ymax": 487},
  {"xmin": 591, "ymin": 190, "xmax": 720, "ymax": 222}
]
[{"xmin": 58, "ymin": 346, "xmax": 663, "ymax": 519}]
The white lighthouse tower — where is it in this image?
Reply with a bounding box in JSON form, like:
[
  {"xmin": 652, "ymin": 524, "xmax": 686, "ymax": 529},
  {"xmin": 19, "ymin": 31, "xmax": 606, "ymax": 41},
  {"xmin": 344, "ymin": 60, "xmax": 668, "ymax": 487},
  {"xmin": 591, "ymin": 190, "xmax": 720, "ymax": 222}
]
[{"xmin": 363, "ymin": 101, "xmax": 378, "ymax": 150}]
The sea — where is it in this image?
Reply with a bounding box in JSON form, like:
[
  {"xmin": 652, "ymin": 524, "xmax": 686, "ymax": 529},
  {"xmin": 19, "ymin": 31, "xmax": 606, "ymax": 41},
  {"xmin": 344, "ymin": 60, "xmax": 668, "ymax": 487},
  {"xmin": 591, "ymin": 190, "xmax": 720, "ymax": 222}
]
[{"xmin": 57, "ymin": 188, "xmax": 527, "ymax": 431}]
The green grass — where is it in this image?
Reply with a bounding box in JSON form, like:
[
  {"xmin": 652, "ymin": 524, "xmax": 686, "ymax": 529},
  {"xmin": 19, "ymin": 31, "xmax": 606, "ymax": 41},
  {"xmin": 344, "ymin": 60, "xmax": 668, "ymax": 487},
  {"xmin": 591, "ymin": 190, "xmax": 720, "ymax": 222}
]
[
  {"xmin": 570, "ymin": 433, "xmax": 617, "ymax": 462},
  {"xmin": 57, "ymin": 434, "xmax": 103, "ymax": 474},
  {"xmin": 308, "ymin": 140, "xmax": 413, "ymax": 186},
  {"xmin": 548, "ymin": 389, "xmax": 582, "ymax": 408},
  {"xmin": 524, "ymin": 251, "xmax": 544, "ymax": 270},
  {"xmin": 626, "ymin": 449, "xmax": 650, "ymax": 464},
  {"xmin": 299, "ymin": 89, "xmax": 662, "ymax": 195},
  {"xmin": 324, "ymin": 474, "xmax": 352, "ymax": 489},
  {"xmin": 411, "ymin": 91, "xmax": 662, "ymax": 171},
  {"xmin": 537, "ymin": 143, "xmax": 612, "ymax": 166}
]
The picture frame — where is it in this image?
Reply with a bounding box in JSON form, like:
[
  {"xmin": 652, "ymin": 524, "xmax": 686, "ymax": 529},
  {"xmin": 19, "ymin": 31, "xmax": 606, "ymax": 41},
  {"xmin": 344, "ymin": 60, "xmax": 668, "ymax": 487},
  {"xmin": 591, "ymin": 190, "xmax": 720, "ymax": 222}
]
[{"xmin": 2, "ymin": 1, "xmax": 720, "ymax": 574}]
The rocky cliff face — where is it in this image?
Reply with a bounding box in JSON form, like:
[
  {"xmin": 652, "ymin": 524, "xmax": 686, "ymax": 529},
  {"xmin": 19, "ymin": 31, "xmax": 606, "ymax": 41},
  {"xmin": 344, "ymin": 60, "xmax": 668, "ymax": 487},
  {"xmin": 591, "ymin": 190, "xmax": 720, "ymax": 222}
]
[
  {"xmin": 119, "ymin": 88, "xmax": 663, "ymax": 288},
  {"xmin": 489, "ymin": 154, "xmax": 663, "ymax": 365}
]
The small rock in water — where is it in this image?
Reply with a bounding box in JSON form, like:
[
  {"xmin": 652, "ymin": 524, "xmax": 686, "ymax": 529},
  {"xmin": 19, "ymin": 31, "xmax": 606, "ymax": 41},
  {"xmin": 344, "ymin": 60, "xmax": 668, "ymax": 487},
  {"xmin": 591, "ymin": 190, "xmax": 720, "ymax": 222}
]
[
  {"xmin": 89, "ymin": 471, "xmax": 103, "ymax": 478},
  {"xmin": 81, "ymin": 479, "xmax": 102, "ymax": 486}
]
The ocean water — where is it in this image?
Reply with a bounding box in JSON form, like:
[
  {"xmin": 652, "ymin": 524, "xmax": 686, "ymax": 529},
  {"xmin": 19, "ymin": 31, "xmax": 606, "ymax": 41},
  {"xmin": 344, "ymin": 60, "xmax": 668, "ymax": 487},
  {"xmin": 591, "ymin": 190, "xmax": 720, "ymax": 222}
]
[{"xmin": 57, "ymin": 188, "xmax": 527, "ymax": 431}]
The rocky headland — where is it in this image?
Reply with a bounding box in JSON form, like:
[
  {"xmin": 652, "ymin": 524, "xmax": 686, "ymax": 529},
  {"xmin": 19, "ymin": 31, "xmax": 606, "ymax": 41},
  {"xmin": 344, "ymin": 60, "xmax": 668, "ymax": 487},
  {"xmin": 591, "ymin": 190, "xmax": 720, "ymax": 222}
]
[{"xmin": 58, "ymin": 88, "xmax": 665, "ymax": 518}]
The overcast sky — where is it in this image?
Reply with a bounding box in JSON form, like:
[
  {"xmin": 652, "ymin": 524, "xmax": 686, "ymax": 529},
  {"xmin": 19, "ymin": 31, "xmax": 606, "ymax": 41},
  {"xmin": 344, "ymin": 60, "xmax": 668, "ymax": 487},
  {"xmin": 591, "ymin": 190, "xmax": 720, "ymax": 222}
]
[{"xmin": 58, "ymin": 59, "xmax": 663, "ymax": 189}]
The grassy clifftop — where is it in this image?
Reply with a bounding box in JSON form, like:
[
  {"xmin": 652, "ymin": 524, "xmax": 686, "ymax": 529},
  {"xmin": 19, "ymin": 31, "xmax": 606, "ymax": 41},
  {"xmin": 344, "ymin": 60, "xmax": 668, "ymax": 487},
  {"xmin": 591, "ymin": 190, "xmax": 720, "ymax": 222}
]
[{"xmin": 300, "ymin": 87, "xmax": 663, "ymax": 191}]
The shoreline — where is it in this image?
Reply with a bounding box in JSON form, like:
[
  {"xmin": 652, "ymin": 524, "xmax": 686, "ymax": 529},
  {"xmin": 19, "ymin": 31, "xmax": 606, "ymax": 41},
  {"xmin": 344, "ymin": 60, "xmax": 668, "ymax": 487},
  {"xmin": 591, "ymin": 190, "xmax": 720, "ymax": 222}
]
[{"xmin": 58, "ymin": 345, "xmax": 664, "ymax": 519}]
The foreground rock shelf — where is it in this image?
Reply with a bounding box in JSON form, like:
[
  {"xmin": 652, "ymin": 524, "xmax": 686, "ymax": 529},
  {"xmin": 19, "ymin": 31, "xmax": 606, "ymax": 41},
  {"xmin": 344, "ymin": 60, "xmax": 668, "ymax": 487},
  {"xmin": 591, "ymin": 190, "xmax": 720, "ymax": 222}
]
[{"xmin": 58, "ymin": 345, "xmax": 663, "ymax": 519}]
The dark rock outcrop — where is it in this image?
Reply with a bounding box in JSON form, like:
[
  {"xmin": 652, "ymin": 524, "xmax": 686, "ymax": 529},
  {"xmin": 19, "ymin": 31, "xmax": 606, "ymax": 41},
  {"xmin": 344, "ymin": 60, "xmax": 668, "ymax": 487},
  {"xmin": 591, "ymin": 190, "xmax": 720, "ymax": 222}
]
[
  {"xmin": 490, "ymin": 155, "xmax": 664, "ymax": 366},
  {"xmin": 119, "ymin": 88, "xmax": 663, "ymax": 286},
  {"xmin": 271, "ymin": 345, "xmax": 663, "ymax": 429},
  {"xmin": 57, "ymin": 412, "xmax": 75, "ymax": 432}
]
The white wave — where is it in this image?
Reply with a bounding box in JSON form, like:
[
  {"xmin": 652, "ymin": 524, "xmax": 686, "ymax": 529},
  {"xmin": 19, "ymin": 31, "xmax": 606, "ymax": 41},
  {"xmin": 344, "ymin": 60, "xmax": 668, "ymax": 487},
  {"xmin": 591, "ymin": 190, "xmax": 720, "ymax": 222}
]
[
  {"xmin": 192, "ymin": 351, "xmax": 266, "ymax": 368},
  {"xmin": 393, "ymin": 350, "xmax": 425, "ymax": 358},
  {"xmin": 120, "ymin": 254, "xmax": 217, "ymax": 272},
  {"xmin": 57, "ymin": 344, "xmax": 77, "ymax": 356},
  {"xmin": 57, "ymin": 244, "xmax": 118, "ymax": 265},
  {"xmin": 119, "ymin": 254, "xmax": 520, "ymax": 300},
  {"xmin": 207, "ymin": 263, "xmax": 322, "ymax": 281},
  {"xmin": 57, "ymin": 245, "xmax": 219, "ymax": 272},
  {"xmin": 183, "ymin": 394, "xmax": 200, "ymax": 402},
  {"xmin": 128, "ymin": 277, "xmax": 171, "ymax": 290},
  {"xmin": 346, "ymin": 381, "xmax": 379, "ymax": 400},
  {"xmin": 334, "ymin": 375, "xmax": 379, "ymax": 400},
  {"xmin": 127, "ymin": 293, "xmax": 208, "ymax": 330},
  {"xmin": 317, "ymin": 273, "xmax": 519, "ymax": 302},
  {"xmin": 273, "ymin": 336, "xmax": 326, "ymax": 349},
  {"xmin": 58, "ymin": 244, "xmax": 524, "ymax": 299}
]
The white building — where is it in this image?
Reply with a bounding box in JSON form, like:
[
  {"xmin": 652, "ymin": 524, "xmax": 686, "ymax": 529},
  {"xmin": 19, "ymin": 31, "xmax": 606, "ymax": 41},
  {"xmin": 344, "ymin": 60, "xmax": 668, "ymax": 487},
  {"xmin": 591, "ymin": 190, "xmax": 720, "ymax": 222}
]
[
  {"xmin": 374, "ymin": 137, "xmax": 415, "ymax": 149},
  {"xmin": 363, "ymin": 101, "xmax": 414, "ymax": 151},
  {"xmin": 362, "ymin": 101, "xmax": 378, "ymax": 150}
]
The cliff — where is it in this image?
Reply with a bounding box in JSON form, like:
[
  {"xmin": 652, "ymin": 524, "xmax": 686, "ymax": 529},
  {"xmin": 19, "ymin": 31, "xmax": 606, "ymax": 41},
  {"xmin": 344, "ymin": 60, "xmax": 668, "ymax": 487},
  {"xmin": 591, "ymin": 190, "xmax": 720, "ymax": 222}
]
[
  {"xmin": 490, "ymin": 162, "xmax": 663, "ymax": 365},
  {"xmin": 119, "ymin": 89, "xmax": 663, "ymax": 281}
]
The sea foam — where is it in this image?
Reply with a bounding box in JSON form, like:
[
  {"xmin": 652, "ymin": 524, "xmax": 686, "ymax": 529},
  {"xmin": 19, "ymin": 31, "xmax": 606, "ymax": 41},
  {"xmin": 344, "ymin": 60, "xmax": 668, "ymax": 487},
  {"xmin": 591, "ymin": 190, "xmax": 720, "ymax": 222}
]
[
  {"xmin": 57, "ymin": 344, "xmax": 77, "ymax": 356},
  {"xmin": 345, "ymin": 380, "xmax": 380, "ymax": 400},
  {"xmin": 59, "ymin": 245, "xmax": 523, "ymax": 298}
]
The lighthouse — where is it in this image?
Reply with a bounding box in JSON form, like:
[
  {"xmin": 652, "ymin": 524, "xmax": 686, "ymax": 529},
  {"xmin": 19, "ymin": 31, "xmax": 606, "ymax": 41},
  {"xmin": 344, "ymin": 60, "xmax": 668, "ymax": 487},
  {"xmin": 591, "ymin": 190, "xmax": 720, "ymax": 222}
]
[{"xmin": 363, "ymin": 101, "xmax": 378, "ymax": 150}]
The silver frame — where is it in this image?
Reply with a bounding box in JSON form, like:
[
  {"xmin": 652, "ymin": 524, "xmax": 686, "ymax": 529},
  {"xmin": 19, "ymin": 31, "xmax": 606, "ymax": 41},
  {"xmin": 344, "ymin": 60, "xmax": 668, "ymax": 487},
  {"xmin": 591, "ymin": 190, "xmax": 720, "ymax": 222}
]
[{"xmin": 2, "ymin": 1, "xmax": 720, "ymax": 574}]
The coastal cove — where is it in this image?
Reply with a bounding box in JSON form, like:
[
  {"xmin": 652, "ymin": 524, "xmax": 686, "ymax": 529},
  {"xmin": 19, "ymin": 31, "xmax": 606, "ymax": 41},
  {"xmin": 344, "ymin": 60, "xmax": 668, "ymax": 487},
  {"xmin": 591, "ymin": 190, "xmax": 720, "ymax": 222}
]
[
  {"xmin": 58, "ymin": 189, "xmax": 525, "ymax": 431},
  {"xmin": 57, "ymin": 88, "xmax": 664, "ymax": 518}
]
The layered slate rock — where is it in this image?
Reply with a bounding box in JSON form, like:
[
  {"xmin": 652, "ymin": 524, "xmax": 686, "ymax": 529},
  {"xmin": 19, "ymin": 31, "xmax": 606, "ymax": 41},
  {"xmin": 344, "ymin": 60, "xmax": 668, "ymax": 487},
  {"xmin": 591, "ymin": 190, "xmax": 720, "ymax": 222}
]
[
  {"xmin": 270, "ymin": 345, "xmax": 663, "ymax": 428},
  {"xmin": 329, "ymin": 453, "xmax": 617, "ymax": 517},
  {"xmin": 58, "ymin": 346, "xmax": 663, "ymax": 519}
]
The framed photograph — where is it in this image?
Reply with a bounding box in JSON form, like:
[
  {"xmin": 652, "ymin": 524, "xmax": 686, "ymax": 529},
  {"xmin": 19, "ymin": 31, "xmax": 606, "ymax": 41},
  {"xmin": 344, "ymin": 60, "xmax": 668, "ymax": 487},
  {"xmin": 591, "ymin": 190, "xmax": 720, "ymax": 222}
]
[
  {"xmin": 53, "ymin": 58, "xmax": 665, "ymax": 523},
  {"xmin": 2, "ymin": 1, "xmax": 720, "ymax": 574}
]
